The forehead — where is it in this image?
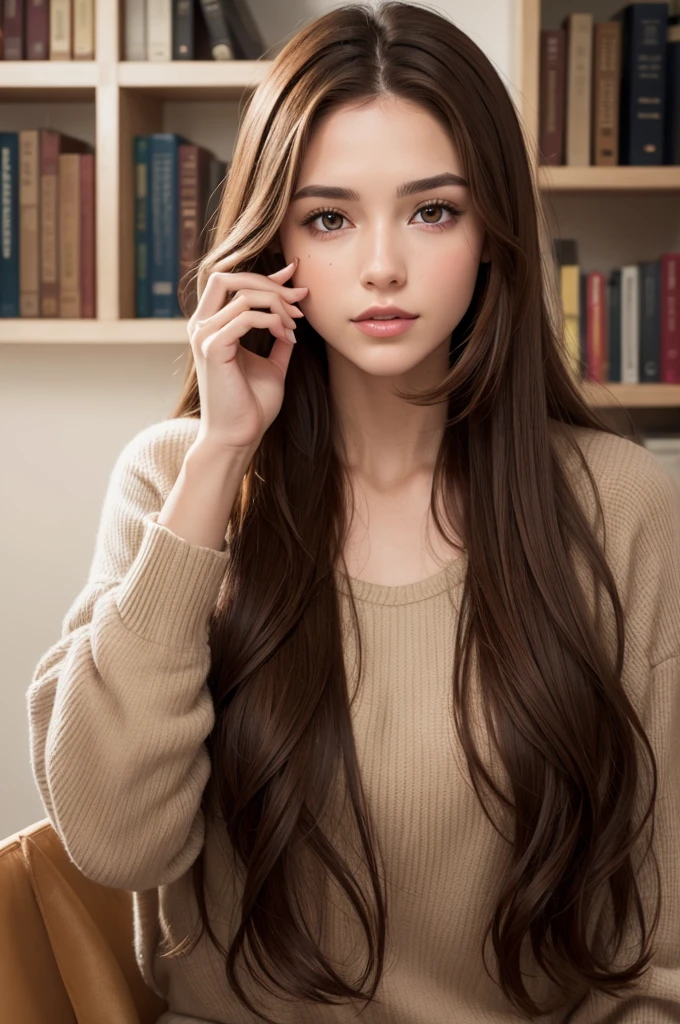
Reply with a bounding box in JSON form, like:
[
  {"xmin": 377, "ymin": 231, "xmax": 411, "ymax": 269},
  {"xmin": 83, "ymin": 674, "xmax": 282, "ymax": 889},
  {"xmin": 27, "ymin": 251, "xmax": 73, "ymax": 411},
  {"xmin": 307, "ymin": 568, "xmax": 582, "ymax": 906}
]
[{"xmin": 296, "ymin": 97, "xmax": 463, "ymax": 188}]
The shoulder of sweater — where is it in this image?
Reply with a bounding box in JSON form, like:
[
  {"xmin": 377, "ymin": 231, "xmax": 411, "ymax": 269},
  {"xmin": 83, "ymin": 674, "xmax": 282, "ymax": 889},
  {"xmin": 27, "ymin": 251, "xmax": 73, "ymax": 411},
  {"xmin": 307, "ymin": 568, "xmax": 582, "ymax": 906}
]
[{"xmin": 549, "ymin": 420, "xmax": 679, "ymax": 537}]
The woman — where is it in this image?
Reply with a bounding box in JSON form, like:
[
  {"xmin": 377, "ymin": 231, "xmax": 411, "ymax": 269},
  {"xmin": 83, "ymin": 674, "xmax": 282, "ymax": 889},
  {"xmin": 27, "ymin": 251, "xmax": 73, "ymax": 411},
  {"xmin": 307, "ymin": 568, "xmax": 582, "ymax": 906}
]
[{"xmin": 28, "ymin": 3, "xmax": 680, "ymax": 1022}]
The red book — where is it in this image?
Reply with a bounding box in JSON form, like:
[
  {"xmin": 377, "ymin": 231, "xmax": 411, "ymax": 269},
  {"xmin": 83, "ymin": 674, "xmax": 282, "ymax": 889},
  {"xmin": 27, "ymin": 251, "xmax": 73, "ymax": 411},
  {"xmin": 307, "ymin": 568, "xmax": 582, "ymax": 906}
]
[
  {"xmin": 80, "ymin": 152, "xmax": 96, "ymax": 317},
  {"xmin": 661, "ymin": 253, "xmax": 680, "ymax": 383},
  {"xmin": 586, "ymin": 272, "xmax": 607, "ymax": 383},
  {"xmin": 26, "ymin": 0, "xmax": 49, "ymax": 59}
]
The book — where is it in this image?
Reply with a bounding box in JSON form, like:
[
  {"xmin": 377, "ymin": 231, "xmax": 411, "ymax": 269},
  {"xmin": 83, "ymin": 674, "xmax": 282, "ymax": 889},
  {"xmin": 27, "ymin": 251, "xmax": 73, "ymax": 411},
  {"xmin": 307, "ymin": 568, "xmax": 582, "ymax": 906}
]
[{"xmin": 0, "ymin": 133, "xmax": 20, "ymax": 316}]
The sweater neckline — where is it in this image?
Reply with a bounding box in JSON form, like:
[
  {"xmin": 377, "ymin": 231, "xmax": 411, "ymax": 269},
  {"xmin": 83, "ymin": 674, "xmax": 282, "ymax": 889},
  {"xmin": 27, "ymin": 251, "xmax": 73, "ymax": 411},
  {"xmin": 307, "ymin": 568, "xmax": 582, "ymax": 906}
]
[{"xmin": 332, "ymin": 549, "xmax": 468, "ymax": 606}]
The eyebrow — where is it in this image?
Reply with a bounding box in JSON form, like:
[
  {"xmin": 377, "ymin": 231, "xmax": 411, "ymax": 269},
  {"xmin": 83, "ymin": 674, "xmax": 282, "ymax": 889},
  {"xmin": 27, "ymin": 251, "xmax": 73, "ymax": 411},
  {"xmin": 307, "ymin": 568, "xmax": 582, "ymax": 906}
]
[{"xmin": 291, "ymin": 172, "xmax": 469, "ymax": 202}]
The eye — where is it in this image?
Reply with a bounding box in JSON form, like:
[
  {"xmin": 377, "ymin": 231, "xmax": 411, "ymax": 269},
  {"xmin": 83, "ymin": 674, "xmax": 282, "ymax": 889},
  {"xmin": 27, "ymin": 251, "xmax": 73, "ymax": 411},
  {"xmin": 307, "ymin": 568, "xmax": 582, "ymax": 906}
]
[{"xmin": 300, "ymin": 199, "xmax": 462, "ymax": 237}]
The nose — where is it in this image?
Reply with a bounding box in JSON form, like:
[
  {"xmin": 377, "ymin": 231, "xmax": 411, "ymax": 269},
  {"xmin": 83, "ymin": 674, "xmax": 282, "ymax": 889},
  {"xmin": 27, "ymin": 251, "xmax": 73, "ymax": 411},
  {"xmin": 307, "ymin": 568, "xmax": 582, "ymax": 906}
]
[{"xmin": 358, "ymin": 229, "xmax": 407, "ymax": 289}]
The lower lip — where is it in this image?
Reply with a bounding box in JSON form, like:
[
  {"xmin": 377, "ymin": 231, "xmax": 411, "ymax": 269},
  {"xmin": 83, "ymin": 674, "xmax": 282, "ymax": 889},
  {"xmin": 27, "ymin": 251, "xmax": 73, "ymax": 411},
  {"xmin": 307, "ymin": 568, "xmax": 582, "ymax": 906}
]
[{"xmin": 351, "ymin": 317, "xmax": 418, "ymax": 337}]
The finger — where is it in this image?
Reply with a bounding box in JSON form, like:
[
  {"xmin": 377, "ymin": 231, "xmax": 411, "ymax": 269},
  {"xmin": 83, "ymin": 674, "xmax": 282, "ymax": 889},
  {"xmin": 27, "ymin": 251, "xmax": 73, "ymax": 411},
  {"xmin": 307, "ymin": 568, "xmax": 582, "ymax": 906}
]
[
  {"xmin": 192, "ymin": 271, "xmax": 306, "ymax": 328},
  {"xmin": 191, "ymin": 289, "xmax": 297, "ymax": 344}
]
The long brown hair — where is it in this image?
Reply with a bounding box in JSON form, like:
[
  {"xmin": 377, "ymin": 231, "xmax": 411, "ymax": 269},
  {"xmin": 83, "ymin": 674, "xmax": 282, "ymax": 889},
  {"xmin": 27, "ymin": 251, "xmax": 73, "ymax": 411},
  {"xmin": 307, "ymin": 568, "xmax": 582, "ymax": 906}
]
[{"xmin": 165, "ymin": 3, "xmax": 660, "ymax": 1019}]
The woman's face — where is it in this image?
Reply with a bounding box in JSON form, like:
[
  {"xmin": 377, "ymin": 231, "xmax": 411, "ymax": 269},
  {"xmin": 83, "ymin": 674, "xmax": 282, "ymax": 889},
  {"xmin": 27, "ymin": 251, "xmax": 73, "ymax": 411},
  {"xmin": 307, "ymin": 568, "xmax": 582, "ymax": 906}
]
[{"xmin": 276, "ymin": 95, "xmax": 490, "ymax": 379}]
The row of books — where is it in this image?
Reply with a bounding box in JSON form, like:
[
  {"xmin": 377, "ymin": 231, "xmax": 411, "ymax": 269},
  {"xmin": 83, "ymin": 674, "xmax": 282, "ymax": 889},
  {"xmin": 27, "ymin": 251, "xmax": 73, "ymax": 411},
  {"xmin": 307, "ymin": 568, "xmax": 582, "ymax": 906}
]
[
  {"xmin": 0, "ymin": 0, "xmax": 95, "ymax": 61},
  {"xmin": 554, "ymin": 240, "xmax": 679, "ymax": 383},
  {"xmin": 135, "ymin": 133, "xmax": 227, "ymax": 318},
  {"xmin": 540, "ymin": 2, "xmax": 680, "ymax": 166},
  {"xmin": 0, "ymin": 130, "xmax": 95, "ymax": 318},
  {"xmin": 124, "ymin": 0, "xmax": 265, "ymax": 62}
]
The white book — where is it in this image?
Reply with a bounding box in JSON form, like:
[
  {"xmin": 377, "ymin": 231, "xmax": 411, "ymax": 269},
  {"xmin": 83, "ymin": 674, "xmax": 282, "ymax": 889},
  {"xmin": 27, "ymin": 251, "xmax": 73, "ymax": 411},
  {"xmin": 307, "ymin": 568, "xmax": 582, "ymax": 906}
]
[
  {"xmin": 73, "ymin": 0, "xmax": 95, "ymax": 59},
  {"xmin": 50, "ymin": 0, "xmax": 72, "ymax": 60},
  {"xmin": 125, "ymin": 0, "xmax": 147, "ymax": 60},
  {"xmin": 146, "ymin": 0, "xmax": 173, "ymax": 62},
  {"xmin": 621, "ymin": 265, "xmax": 639, "ymax": 384}
]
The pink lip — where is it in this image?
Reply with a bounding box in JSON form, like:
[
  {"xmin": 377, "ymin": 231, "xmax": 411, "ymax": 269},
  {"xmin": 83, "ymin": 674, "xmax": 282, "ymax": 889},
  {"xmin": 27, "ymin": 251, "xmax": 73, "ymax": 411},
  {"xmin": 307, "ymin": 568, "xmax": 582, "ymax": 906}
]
[
  {"xmin": 352, "ymin": 318, "xmax": 418, "ymax": 338},
  {"xmin": 352, "ymin": 307, "xmax": 417, "ymax": 321}
]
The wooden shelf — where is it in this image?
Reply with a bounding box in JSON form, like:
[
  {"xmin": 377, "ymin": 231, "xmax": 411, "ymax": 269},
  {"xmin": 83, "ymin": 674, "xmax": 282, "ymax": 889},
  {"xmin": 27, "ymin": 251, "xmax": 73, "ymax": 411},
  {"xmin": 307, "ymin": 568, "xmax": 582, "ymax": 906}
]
[
  {"xmin": 117, "ymin": 59, "xmax": 269, "ymax": 99},
  {"xmin": 581, "ymin": 383, "xmax": 680, "ymax": 408},
  {"xmin": 537, "ymin": 166, "xmax": 680, "ymax": 193},
  {"xmin": 0, "ymin": 319, "xmax": 189, "ymax": 344},
  {"xmin": 0, "ymin": 60, "xmax": 98, "ymax": 98}
]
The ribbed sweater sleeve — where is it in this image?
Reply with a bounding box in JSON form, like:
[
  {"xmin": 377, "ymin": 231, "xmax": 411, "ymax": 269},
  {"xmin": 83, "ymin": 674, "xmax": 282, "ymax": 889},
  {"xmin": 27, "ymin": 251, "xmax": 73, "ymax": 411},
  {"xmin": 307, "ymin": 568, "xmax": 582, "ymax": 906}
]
[{"xmin": 26, "ymin": 418, "xmax": 230, "ymax": 891}]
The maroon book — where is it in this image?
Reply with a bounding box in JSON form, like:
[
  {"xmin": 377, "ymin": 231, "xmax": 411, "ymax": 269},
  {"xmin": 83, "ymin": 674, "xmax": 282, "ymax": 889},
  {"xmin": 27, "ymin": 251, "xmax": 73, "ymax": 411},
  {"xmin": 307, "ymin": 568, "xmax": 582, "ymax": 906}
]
[
  {"xmin": 80, "ymin": 152, "xmax": 96, "ymax": 317},
  {"xmin": 26, "ymin": 0, "xmax": 49, "ymax": 59},
  {"xmin": 4, "ymin": 0, "xmax": 25, "ymax": 59},
  {"xmin": 538, "ymin": 29, "xmax": 566, "ymax": 166}
]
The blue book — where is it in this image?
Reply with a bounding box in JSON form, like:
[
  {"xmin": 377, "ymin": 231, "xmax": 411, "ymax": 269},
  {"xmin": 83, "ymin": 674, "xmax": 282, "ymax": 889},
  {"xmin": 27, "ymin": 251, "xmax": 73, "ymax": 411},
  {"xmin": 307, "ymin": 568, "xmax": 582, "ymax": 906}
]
[
  {"xmin": 0, "ymin": 133, "xmax": 20, "ymax": 317},
  {"xmin": 133, "ymin": 136, "xmax": 151, "ymax": 317},
  {"xmin": 149, "ymin": 133, "xmax": 188, "ymax": 317}
]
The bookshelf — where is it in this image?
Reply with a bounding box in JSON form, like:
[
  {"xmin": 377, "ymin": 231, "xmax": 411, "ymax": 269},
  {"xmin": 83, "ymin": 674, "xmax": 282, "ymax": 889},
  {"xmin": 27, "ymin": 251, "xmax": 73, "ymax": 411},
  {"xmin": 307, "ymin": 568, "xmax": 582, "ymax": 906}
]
[{"xmin": 1, "ymin": 0, "xmax": 679, "ymax": 418}]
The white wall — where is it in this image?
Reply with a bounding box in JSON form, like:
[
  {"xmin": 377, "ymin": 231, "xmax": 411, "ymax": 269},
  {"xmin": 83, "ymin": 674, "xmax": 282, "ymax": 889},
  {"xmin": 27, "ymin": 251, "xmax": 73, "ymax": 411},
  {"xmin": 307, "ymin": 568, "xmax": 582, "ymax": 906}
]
[{"xmin": 1, "ymin": 0, "xmax": 522, "ymax": 837}]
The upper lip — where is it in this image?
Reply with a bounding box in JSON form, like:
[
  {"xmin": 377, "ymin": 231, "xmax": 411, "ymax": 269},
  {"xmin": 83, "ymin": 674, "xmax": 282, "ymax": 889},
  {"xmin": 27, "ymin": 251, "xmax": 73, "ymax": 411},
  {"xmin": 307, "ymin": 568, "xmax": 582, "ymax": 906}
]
[{"xmin": 352, "ymin": 305, "xmax": 418, "ymax": 321}]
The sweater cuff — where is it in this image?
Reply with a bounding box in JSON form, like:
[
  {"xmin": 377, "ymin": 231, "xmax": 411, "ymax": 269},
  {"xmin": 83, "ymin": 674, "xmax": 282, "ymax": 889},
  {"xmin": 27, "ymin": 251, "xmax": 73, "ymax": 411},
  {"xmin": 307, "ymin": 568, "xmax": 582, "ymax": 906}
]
[{"xmin": 116, "ymin": 510, "xmax": 230, "ymax": 649}]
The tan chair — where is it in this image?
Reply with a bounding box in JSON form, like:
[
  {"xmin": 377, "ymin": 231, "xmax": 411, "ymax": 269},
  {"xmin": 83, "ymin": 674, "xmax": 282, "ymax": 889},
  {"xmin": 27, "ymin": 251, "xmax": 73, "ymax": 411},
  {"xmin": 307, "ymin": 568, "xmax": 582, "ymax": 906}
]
[{"xmin": 0, "ymin": 817, "xmax": 169, "ymax": 1024}]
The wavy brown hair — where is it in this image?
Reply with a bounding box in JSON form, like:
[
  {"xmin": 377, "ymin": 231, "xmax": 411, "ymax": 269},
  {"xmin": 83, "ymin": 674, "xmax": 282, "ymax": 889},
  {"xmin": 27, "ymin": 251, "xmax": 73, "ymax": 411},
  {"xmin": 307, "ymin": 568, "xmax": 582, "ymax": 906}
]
[{"xmin": 164, "ymin": 2, "xmax": 660, "ymax": 1020}]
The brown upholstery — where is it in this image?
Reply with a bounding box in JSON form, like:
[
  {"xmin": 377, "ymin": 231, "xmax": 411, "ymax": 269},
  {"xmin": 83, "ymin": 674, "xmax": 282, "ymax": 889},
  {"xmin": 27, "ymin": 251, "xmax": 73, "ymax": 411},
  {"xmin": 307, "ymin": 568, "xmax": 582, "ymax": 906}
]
[{"xmin": 0, "ymin": 818, "xmax": 168, "ymax": 1024}]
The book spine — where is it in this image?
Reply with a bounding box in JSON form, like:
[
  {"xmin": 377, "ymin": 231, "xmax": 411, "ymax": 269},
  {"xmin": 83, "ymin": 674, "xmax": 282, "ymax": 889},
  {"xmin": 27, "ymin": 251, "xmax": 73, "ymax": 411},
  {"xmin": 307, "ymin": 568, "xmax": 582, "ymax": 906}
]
[
  {"xmin": 134, "ymin": 136, "xmax": 151, "ymax": 317},
  {"xmin": 173, "ymin": 0, "xmax": 195, "ymax": 59},
  {"xmin": 617, "ymin": 4, "xmax": 668, "ymax": 165},
  {"xmin": 27, "ymin": 0, "xmax": 50, "ymax": 59},
  {"xmin": 59, "ymin": 153, "xmax": 81, "ymax": 317},
  {"xmin": 592, "ymin": 21, "xmax": 621, "ymax": 166},
  {"xmin": 179, "ymin": 145, "xmax": 199, "ymax": 301},
  {"xmin": 578, "ymin": 270, "xmax": 587, "ymax": 377},
  {"xmin": 661, "ymin": 254, "xmax": 680, "ymax": 381},
  {"xmin": 73, "ymin": 0, "xmax": 95, "ymax": 59},
  {"xmin": 146, "ymin": 0, "xmax": 172, "ymax": 61},
  {"xmin": 539, "ymin": 30, "xmax": 565, "ymax": 165},
  {"xmin": 197, "ymin": 0, "xmax": 236, "ymax": 59},
  {"xmin": 149, "ymin": 135, "xmax": 180, "ymax": 317},
  {"xmin": 639, "ymin": 261, "xmax": 661, "ymax": 381},
  {"xmin": 125, "ymin": 0, "xmax": 147, "ymax": 60},
  {"xmin": 0, "ymin": 134, "xmax": 20, "ymax": 317},
  {"xmin": 40, "ymin": 131, "xmax": 60, "ymax": 317},
  {"xmin": 564, "ymin": 13, "xmax": 593, "ymax": 166},
  {"xmin": 19, "ymin": 129, "xmax": 40, "ymax": 318},
  {"xmin": 621, "ymin": 265, "xmax": 640, "ymax": 382},
  {"xmin": 80, "ymin": 152, "xmax": 95, "ymax": 316},
  {"xmin": 664, "ymin": 25, "xmax": 680, "ymax": 163},
  {"xmin": 4, "ymin": 0, "xmax": 25, "ymax": 59},
  {"xmin": 586, "ymin": 272, "xmax": 607, "ymax": 382},
  {"xmin": 50, "ymin": 0, "xmax": 73, "ymax": 60},
  {"xmin": 607, "ymin": 269, "xmax": 622, "ymax": 382}
]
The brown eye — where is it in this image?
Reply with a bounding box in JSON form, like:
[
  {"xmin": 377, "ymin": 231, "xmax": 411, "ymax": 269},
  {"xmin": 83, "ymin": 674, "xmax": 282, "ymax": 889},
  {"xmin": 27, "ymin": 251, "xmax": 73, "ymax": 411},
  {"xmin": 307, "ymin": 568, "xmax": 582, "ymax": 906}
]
[
  {"xmin": 320, "ymin": 212, "xmax": 343, "ymax": 231},
  {"xmin": 420, "ymin": 205, "xmax": 444, "ymax": 224}
]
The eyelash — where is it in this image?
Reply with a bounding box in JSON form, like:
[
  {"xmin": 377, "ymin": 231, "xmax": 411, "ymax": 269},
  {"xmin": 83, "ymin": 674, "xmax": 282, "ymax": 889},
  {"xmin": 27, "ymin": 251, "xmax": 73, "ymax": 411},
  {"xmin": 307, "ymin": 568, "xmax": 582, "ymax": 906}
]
[{"xmin": 300, "ymin": 199, "xmax": 462, "ymax": 238}]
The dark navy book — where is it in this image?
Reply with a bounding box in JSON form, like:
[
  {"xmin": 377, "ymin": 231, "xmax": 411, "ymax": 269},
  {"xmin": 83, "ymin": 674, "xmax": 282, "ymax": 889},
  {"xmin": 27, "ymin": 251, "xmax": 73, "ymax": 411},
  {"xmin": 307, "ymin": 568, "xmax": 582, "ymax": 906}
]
[
  {"xmin": 613, "ymin": 3, "xmax": 669, "ymax": 165},
  {"xmin": 0, "ymin": 133, "xmax": 19, "ymax": 318},
  {"xmin": 639, "ymin": 261, "xmax": 662, "ymax": 381},
  {"xmin": 134, "ymin": 136, "xmax": 151, "ymax": 318},
  {"xmin": 607, "ymin": 269, "xmax": 622, "ymax": 382}
]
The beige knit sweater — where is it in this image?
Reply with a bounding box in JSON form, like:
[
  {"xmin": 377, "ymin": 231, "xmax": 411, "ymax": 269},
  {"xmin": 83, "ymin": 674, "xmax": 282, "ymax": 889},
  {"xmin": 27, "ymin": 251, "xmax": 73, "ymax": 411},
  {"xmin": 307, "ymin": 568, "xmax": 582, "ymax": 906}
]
[{"xmin": 27, "ymin": 415, "xmax": 680, "ymax": 1023}]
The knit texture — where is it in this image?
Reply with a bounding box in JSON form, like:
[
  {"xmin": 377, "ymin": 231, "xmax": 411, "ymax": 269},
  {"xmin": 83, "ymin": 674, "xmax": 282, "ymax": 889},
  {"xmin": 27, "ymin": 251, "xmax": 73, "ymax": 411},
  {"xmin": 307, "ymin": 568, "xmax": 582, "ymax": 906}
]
[{"xmin": 27, "ymin": 415, "xmax": 680, "ymax": 1023}]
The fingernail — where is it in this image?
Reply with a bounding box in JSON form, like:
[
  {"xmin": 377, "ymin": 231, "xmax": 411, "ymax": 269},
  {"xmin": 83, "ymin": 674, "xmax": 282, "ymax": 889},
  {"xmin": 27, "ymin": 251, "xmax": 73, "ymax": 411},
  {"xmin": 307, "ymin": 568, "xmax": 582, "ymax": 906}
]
[{"xmin": 285, "ymin": 328, "xmax": 297, "ymax": 344}]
